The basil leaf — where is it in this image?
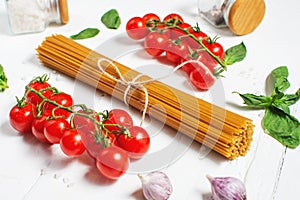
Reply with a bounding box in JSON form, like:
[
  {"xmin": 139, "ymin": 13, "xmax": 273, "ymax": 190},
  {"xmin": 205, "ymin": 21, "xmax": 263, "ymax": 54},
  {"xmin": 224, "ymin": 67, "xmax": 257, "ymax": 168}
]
[
  {"xmin": 233, "ymin": 92, "xmax": 272, "ymax": 108},
  {"xmin": 271, "ymin": 66, "xmax": 290, "ymax": 93},
  {"xmin": 70, "ymin": 28, "xmax": 100, "ymax": 40},
  {"xmin": 235, "ymin": 66, "xmax": 300, "ymax": 148},
  {"xmin": 271, "ymin": 89, "xmax": 300, "ymax": 114},
  {"xmin": 281, "ymin": 88, "xmax": 300, "ymax": 106},
  {"xmin": 263, "ymin": 107, "xmax": 300, "ymax": 148},
  {"xmin": 223, "ymin": 42, "xmax": 247, "ymax": 66},
  {"xmin": 272, "ymin": 101, "xmax": 290, "ymax": 114},
  {"xmin": 0, "ymin": 64, "xmax": 9, "ymax": 92},
  {"xmin": 101, "ymin": 9, "xmax": 121, "ymax": 29},
  {"xmin": 271, "ymin": 65, "xmax": 289, "ymax": 79}
]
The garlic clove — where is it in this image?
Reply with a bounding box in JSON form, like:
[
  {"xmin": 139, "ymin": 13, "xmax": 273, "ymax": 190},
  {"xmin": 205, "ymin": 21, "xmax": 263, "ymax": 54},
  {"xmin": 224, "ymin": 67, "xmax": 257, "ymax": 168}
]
[
  {"xmin": 206, "ymin": 175, "xmax": 247, "ymax": 200},
  {"xmin": 138, "ymin": 171, "xmax": 173, "ymax": 200}
]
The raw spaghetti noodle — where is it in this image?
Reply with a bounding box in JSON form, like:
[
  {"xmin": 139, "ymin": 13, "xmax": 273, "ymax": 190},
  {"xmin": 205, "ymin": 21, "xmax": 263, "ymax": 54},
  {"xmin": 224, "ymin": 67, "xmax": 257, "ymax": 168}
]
[{"xmin": 36, "ymin": 34, "xmax": 254, "ymax": 159}]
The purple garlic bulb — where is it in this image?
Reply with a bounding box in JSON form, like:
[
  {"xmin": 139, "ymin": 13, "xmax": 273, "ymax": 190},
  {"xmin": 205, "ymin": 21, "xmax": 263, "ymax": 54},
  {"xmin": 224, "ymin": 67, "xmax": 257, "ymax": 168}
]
[
  {"xmin": 138, "ymin": 171, "xmax": 173, "ymax": 200},
  {"xmin": 207, "ymin": 175, "xmax": 247, "ymax": 200}
]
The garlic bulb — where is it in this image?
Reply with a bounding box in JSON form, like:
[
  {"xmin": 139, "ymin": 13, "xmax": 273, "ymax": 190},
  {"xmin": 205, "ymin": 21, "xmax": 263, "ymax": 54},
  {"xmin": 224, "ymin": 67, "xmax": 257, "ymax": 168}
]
[
  {"xmin": 206, "ymin": 175, "xmax": 247, "ymax": 200},
  {"xmin": 138, "ymin": 171, "xmax": 173, "ymax": 200}
]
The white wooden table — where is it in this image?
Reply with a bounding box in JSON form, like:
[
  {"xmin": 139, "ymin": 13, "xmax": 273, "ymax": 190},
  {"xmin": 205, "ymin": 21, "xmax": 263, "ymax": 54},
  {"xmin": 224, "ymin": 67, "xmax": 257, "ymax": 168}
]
[{"xmin": 0, "ymin": 0, "xmax": 299, "ymax": 199}]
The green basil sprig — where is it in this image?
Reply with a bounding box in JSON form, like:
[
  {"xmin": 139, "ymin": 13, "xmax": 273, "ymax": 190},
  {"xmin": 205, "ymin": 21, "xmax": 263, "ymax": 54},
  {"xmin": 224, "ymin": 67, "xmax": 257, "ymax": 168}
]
[
  {"xmin": 101, "ymin": 9, "xmax": 121, "ymax": 29},
  {"xmin": 0, "ymin": 64, "xmax": 9, "ymax": 92},
  {"xmin": 234, "ymin": 66, "xmax": 300, "ymax": 148},
  {"xmin": 214, "ymin": 42, "xmax": 247, "ymax": 76},
  {"xmin": 70, "ymin": 28, "xmax": 100, "ymax": 40},
  {"xmin": 223, "ymin": 42, "xmax": 247, "ymax": 66}
]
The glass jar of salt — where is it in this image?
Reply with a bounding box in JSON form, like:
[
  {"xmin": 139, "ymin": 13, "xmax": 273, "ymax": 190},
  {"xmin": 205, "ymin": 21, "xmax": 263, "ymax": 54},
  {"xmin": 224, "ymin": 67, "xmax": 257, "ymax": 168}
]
[
  {"xmin": 5, "ymin": 0, "xmax": 69, "ymax": 34},
  {"xmin": 198, "ymin": 0, "xmax": 266, "ymax": 35}
]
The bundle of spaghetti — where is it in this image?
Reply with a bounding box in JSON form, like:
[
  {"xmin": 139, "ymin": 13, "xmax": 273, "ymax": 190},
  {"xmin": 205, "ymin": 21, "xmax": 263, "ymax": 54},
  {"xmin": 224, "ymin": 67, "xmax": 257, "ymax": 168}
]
[{"xmin": 36, "ymin": 34, "xmax": 254, "ymax": 159}]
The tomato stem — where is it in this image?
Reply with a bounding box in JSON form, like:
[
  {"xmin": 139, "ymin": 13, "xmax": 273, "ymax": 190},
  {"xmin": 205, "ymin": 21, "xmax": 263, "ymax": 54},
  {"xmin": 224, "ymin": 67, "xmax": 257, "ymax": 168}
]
[
  {"xmin": 16, "ymin": 92, "xmax": 29, "ymax": 107},
  {"xmin": 29, "ymin": 74, "xmax": 50, "ymax": 84},
  {"xmin": 22, "ymin": 82, "xmax": 131, "ymax": 149},
  {"xmin": 146, "ymin": 20, "xmax": 226, "ymax": 69},
  {"xmin": 173, "ymin": 25, "xmax": 226, "ymax": 68}
]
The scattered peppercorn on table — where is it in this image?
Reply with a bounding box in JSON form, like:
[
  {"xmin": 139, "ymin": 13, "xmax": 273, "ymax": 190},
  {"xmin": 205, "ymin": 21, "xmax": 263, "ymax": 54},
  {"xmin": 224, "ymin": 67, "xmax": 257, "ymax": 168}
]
[{"xmin": 0, "ymin": 0, "xmax": 299, "ymax": 199}]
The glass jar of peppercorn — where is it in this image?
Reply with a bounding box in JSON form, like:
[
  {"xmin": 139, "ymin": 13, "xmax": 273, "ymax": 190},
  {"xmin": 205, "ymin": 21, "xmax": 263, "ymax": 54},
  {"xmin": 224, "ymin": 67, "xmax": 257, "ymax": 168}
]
[{"xmin": 198, "ymin": 0, "xmax": 266, "ymax": 35}]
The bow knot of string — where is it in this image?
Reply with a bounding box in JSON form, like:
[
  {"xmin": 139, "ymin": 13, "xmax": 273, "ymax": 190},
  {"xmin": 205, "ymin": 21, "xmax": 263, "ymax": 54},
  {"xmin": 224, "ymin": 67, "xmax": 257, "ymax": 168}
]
[{"xmin": 97, "ymin": 58, "xmax": 215, "ymax": 126}]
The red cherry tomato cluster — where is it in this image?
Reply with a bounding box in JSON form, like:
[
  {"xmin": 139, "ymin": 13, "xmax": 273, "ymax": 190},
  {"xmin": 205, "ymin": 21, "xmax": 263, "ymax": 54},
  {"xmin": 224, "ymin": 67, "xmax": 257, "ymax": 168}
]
[
  {"xmin": 125, "ymin": 13, "xmax": 226, "ymax": 90},
  {"xmin": 9, "ymin": 74, "xmax": 150, "ymax": 180}
]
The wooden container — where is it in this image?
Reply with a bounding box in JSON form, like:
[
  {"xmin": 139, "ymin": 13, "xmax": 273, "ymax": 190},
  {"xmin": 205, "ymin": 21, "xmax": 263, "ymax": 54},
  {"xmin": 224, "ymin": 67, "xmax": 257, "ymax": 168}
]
[
  {"xmin": 226, "ymin": 0, "xmax": 266, "ymax": 35},
  {"xmin": 198, "ymin": 0, "xmax": 266, "ymax": 35}
]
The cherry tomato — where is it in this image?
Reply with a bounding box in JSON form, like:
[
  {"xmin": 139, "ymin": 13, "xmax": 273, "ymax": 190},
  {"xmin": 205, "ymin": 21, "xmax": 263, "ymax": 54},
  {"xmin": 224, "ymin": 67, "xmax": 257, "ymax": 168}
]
[
  {"xmin": 180, "ymin": 58, "xmax": 197, "ymax": 75},
  {"xmin": 102, "ymin": 109, "xmax": 133, "ymax": 133},
  {"xmin": 154, "ymin": 24, "xmax": 172, "ymax": 39},
  {"xmin": 171, "ymin": 22, "xmax": 191, "ymax": 39},
  {"xmin": 81, "ymin": 131, "xmax": 118, "ymax": 160},
  {"xmin": 79, "ymin": 131, "xmax": 101, "ymax": 159},
  {"xmin": 26, "ymin": 81, "xmax": 52, "ymax": 106},
  {"xmin": 201, "ymin": 51, "xmax": 221, "ymax": 71},
  {"xmin": 166, "ymin": 40, "xmax": 189, "ymax": 64},
  {"xmin": 126, "ymin": 17, "xmax": 149, "ymax": 40},
  {"xmin": 44, "ymin": 118, "xmax": 70, "ymax": 144},
  {"xmin": 31, "ymin": 110, "xmax": 52, "ymax": 143},
  {"xmin": 143, "ymin": 13, "xmax": 160, "ymax": 23},
  {"xmin": 190, "ymin": 67, "xmax": 216, "ymax": 91},
  {"xmin": 143, "ymin": 13, "xmax": 160, "ymax": 28},
  {"xmin": 180, "ymin": 49, "xmax": 215, "ymax": 75},
  {"xmin": 144, "ymin": 31, "xmax": 169, "ymax": 57},
  {"xmin": 106, "ymin": 133, "xmax": 118, "ymax": 146},
  {"xmin": 60, "ymin": 129, "xmax": 86, "ymax": 156},
  {"xmin": 45, "ymin": 92, "xmax": 73, "ymax": 118},
  {"xmin": 79, "ymin": 129, "xmax": 108, "ymax": 158},
  {"xmin": 163, "ymin": 13, "xmax": 184, "ymax": 24},
  {"xmin": 96, "ymin": 146, "xmax": 129, "ymax": 179},
  {"xmin": 186, "ymin": 30, "xmax": 208, "ymax": 49},
  {"xmin": 202, "ymin": 39, "xmax": 225, "ymax": 61},
  {"xmin": 9, "ymin": 102, "xmax": 36, "ymax": 133},
  {"xmin": 117, "ymin": 126, "xmax": 150, "ymax": 159},
  {"xmin": 73, "ymin": 109, "xmax": 100, "ymax": 134}
]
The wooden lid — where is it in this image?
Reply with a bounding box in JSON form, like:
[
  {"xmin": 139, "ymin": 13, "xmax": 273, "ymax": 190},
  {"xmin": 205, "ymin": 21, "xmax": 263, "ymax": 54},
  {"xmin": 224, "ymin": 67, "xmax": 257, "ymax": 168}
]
[
  {"xmin": 227, "ymin": 0, "xmax": 266, "ymax": 35},
  {"xmin": 58, "ymin": 0, "xmax": 69, "ymax": 24}
]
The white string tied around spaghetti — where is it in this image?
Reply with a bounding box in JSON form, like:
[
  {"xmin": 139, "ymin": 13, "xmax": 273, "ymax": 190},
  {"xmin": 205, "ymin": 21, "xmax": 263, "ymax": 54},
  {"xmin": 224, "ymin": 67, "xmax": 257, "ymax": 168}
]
[{"xmin": 97, "ymin": 58, "xmax": 216, "ymax": 126}]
